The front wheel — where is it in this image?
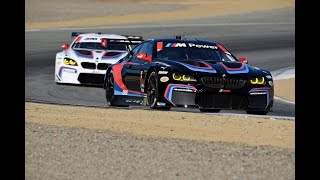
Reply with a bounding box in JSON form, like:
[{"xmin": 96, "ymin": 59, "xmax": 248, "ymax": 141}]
[
  {"xmin": 246, "ymin": 111, "xmax": 269, "ymax": 115},
  {"xmin": 147, "ymin": 72, "xmax": 171, "ymax": 110},
  {"xmin": 105, "ymin": 70, "xmax": 128, "ymax": 107}
]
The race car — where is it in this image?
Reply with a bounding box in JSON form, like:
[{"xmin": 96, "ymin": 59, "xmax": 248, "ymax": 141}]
[
  {"xmin": 103, "ymin": 36, "xmax": 274, "ymax": 115},
  {"xmin": 55, "ymin": 32, "xmax": 143, "ymax": 85}
]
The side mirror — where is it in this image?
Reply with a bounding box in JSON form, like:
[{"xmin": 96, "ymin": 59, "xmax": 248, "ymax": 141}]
[
  {"xmin": 136, "ymin": 52, "xmax": 152, "ymax": 62},
  {"xmin": 61, "ymin": 44, "xmax": 69, "ymax": 50},
  {"xmin": 238, "ymin": 57, "xmax": 248, "ymax": 64}
]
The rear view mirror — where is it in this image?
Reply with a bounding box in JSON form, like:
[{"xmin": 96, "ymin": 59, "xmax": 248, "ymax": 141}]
[
  {"xmin": 136, "ymin": 52, "xmax": 152, "ymax": 62},
  {"xmin": 61, "ymin": 44, "xmax": 70, "ymax": 50},
  {"xmin": 238, "ymin": 57, "xmax": 248, "ymax": 64}
]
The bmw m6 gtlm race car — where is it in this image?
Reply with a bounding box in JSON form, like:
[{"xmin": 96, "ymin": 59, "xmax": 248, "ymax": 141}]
[
  {"xmin": 103, "ymin": 36, "xmax": 274, "ymax": 115},
  {"xmin": 55, "ymin": 32, "xmax": 143, "ymax": 85}
]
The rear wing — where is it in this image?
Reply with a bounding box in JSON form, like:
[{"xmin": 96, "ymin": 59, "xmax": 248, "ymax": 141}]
[{"xmin": 71, "ymin": 32, "xmax": 143, "ymax": 45}]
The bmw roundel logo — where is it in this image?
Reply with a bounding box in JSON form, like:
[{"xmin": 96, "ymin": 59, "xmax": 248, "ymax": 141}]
[{"xmin": 222, "ymin": 74, "xmax": 226, "ymax": 78}]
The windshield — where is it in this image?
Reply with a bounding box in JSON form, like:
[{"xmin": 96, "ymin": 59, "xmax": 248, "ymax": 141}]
[
  {"xmin": 72, "ymin": 42, "xmax": 128, "ymax": 51},
  {"xmin": 156, "ymin": 43, "xmax": 237, "ymax": 62}
]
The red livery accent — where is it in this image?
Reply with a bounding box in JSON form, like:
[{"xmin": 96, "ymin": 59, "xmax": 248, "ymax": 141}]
[
  {"xmin": 112, "ymin": 63, "xmax": 146, "ymax": 95},
  {"xmin": 75, "ymin": 36, "xmax": 82, "ymax": 43},
  {"xmin": 74, "ymin": 50, "xmax": 93, "ymax": 57},
  {"xmin": 184, "ymin": 61, "xmax": 213, "ymax": 69},
  {"xmin": 217, "ymin": 44, "xmax": 229, "ymax": 54},
  {"xmin": 220, "ymin": 62, "xmax": 245, "ymax": 70},
  {"xmin": 157, "ymin": 42, "xmax": 163, "ymax": 51}
]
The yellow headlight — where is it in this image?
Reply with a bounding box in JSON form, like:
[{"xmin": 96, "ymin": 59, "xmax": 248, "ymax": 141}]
[
  {"xmin": 173, "ymin": 73, "xmax": 182, "ymax": 80},
  {"xmin": 63, "ymin": 58, "xmax": 78, "ymax": 66},
  {"xmin": 250, "ymin": 77, "xmax": 265, "ymax": 85},
  {"xmin": 173, "ymin": 73, "xmax": 196, "ymax": 82}
]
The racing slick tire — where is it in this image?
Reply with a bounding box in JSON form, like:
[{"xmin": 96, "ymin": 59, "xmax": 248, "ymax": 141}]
[
  {"xmin": 147, "ymin": 72, "xmax": 171, "ymax": 110},
  {"xmin": 199, "ymin": 108, "xmax": 221, "ymax": 113},
  {"xmin": 246, "ymin": 110, "xmax": 268, "ymax": 115},
  {"xmin": 105, "ymin": 70, "xmax": 129, "ymax": 107}
]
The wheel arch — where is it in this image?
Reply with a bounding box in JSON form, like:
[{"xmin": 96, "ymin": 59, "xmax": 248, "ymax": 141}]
[
  {"xmin": 143, "ymin": 67, "xmax": 158, "ymax": 93},
  {"xmin": 103, "ymin": 66, "xmax": 114, "ymax": 89}
]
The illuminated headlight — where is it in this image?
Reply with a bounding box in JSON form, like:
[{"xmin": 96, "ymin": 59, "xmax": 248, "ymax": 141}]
[
  {"xmin": 249, "ymin": 77, "xmax": 266, "ymax": 85},
  {"xmin": 63, "ymin": 58, "xmax": 78, "ymax": 66},
  {"xmin": 172, "ymin": 73, "xmax": 197, "ymax": 82}
]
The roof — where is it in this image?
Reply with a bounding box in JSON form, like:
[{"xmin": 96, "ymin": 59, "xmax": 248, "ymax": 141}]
[
  {"xmin": 79, "ymin": 33, "xmax": 127, "ymax": 39},
  {"xmin": 149, "ymin": 38, "xmax": 218, "ymax": 44},
  {"xmin": 75, "ymin": 33, "xmax": 128, "ymax": 43}
]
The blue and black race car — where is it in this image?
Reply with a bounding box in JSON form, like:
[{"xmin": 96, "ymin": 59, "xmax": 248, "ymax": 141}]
[{"xmin": 103, "ymin": 36, "xmax": 274, "ymax": 115}]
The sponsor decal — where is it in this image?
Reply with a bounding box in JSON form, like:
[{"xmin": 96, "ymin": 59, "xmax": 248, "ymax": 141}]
[
  {"xmin": 173, "ymin": 88, "xmax": 194, "ymax": 92},
  {"xmin": 164, "ymin": 42, "xmax": 218, "ymax": 49},
  {"xmin": 219, "ymin": 89, "xmax": 231, "ymax": 93},
  {"xmin": 92, "ymin": 70, "xmax": 100, "ymax": 74},
  {"xmin": 188, "ymin": 43, "xmax": 218, "ymax": 49},
  {"xmin": 63, "ymin": 68, "xmax": 76, "ymax": 73},
  {"xmin": 160, "ymin": 76, "xmax": 169, "ymax": 82},
  {"xmin": 125, "ymin": 99, "xmax": 142, "ymax": 104},
  {"xmin": 85, "ymin": 38, "xmax": 98, "ymax": 40},
  {"xmin": 122, "ymin": 90, "xmax": 128, "ymax": 95},
  {"xmin": 156, "ymin": 102, "xmax": 166, "ymax": 106},
  {"xmin": 165, "ymin": 43, "xmax": 187, "ymax": 48},
  {"xmin": 250, "ymin": 92, "xmax": 267, "ymax": 95},
  {"xmin": 158, "ymin": 71, "xmax": 168, "ymax": 74}
]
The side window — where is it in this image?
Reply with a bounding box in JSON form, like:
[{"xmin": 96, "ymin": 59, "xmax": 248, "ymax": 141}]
[
  {"xmin": 128, "ymin": 43, "xmax": 143, "ymax": 59},
  {"xmin": 137, "ymin": 41, "xmax": 153, "ymax": 56}
]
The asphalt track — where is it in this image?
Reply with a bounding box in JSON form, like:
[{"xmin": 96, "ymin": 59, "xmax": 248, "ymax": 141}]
[{"xmin": 25, "ymin": 7, "xmax": 295, "ymax": 118}]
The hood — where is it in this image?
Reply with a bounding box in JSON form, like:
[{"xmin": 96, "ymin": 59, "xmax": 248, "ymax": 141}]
[
  {"xmin": 70, "ymin": 49, "xmax": 128, "ymax": 63},
  {"xmin": 154, "ymin": 58, "xmax": 267, "ymax": 78}
]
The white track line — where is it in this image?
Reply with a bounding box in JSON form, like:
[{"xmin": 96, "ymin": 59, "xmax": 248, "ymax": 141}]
[
  {"xmin": 205, "ymin": 112, "xmax": 295, "ymax": 120},
  {"xmin": 25, "ymin": 22, "xmax": 294, "ymax": 32},
  {"xmin": 274, "ymin": 96, "xmax": 295, "ymax": 104}
]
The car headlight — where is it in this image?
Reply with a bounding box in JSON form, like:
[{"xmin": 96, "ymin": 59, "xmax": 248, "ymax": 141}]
[
  {"xmin": 172, "ymin": 73, "xmax": 197, "ymax": 82},
  {"xmin": 63, "ymin": 58, "xmax": 78, "ymax": 66},
  {"xmin": 249, "ymin": 77, "xmax": 266, "ymax": 85}
]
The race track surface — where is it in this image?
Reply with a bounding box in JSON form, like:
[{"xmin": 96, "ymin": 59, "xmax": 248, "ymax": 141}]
[{"xmin": 25, "ymin": 7, "xmax": 295, "ymax": 117}]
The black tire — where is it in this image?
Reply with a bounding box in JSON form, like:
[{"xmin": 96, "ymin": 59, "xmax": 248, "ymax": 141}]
[
  {"xmin": 199, "ymin": 108, "xmax": 221, "ymax": 113},
  {"xmin": 146, "ymin": 72, "xmax": 171, "ymax": 110},
  {"xmin": 105, "ymin": 70, "xmax": 128, "ymax": 107},
  {"xmin": 246, "ymin": 111, "xmax": 269, "ymax": 115}
]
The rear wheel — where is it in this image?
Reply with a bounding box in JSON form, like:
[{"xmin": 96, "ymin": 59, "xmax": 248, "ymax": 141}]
[
  {"xmin": 147, "ymin": 72, "xmax": 171, "ymax": 110},
  {"xmin": 246, "ymin": 110, "xmax": 268, "ymax": 115},
  {"xmin": 199, "ymin": 108, "xmax": 221, "ymax": 113}
]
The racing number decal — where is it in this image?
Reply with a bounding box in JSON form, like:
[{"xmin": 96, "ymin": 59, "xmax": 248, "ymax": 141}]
[{"xmin": 101, "ymin": 38, "xmax": 108, "ymax": 48}]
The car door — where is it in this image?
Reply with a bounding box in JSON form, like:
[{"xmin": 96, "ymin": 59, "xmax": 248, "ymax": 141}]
[{"xmin": 123, "ymin": 41, "xmax": 153, "ymax": 92}]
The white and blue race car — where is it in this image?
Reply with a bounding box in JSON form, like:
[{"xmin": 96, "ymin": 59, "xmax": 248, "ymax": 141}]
[{"xmin": 55, "ymin": 32, "xmax": 143, "ymax": 85}]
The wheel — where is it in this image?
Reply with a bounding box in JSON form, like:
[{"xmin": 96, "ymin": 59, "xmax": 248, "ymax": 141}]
[
  {"xmin": 246, "ymin": 111, "xmax": 269, "ymax": 115},
  {"xmin": 199, "ymin": 108, "xmax": 221, "ymax": 113},
  {"xmin": 105, "ymin": 71, "xmax": 115, "ymax": 105},
  {"xmin": 105, "ymin": 70, "xmax": 128, "ymax": 107},
  {"xmin": 146, "ymin": 72, "xmax": 171, "ymax": 110}
]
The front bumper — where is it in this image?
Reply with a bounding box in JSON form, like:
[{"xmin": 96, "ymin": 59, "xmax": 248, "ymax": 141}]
[
  {"xmin": 163, "ymin": 83, "xmax": 273, "ymax": 110},
  {"xmin": 55, "ymin": 65, "xmax": 106, "ymax": 85}
]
